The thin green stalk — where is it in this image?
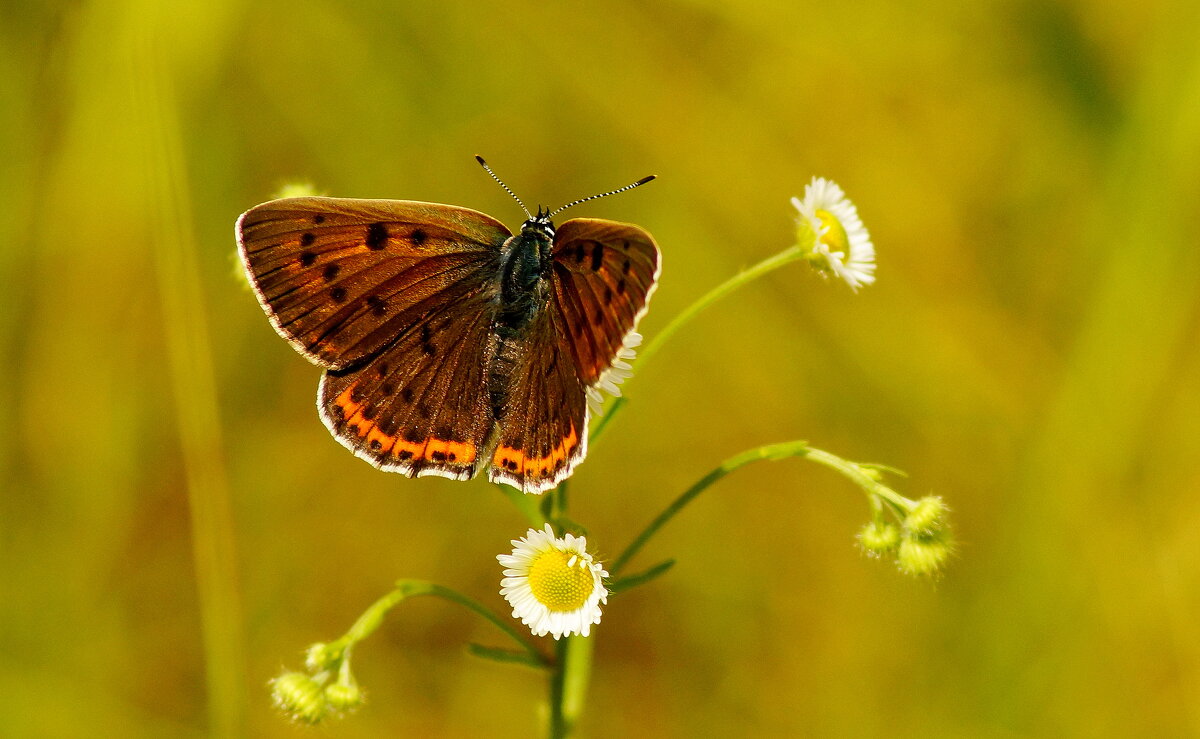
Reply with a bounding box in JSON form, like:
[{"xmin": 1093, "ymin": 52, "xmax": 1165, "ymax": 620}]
[
  {"xmin": 552, "ymin": 479, "xmax": 570, "ymax": 521},
  {"xmin": 548, "ymin": 634, "xmax": 594, "ymax": 738},
  {"xmin": 343, "ymin": 580, "xmax": 550, "ymax": 666},
  {"xmin": 639, "ymin": 245, "xmax": 804, "ymax": 370},
  {"xmin": 592, "ymin": 246, "xmax": 805, "ymax": 442},
  {"xmin": 498, "ymin": 483, "xmax": 549, "ymax": 528},
  {"xmin": 611, "ymin": 441, "xmax": 809, "ymax": 577},
  {"xmin": 801, "ymin": 448, "xmax": 915, "ymax": 515},
  {"xmin": 611, "ymin": 441, "xmax": 913, "ymax": 577}
]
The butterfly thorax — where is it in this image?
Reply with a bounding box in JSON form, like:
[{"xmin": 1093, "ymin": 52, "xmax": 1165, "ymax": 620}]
[{"xmin": 495, "ymin": 215, "xmax": 555, "ymax": 336}]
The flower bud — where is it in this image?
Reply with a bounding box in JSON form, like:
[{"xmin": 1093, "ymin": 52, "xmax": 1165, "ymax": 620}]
[
  {"xmin": 305, "ymin": 642, "xmax": 340, "ymax": 672},
  {"xmin": 858, "ymin": 520, "xmax": 901, "ymax": 556},
  {"xmin": 270, "ymin": 671, "xmax": 328, "ymax": 724},
  {"xmin": 325, "ymin": 681, "xmax": 365, "ymax": 712},
  {"xmin": 904, "ymin": 496, "xmax": 947, "ymax": 535},
  {"xmin": 896, "ymin": 532, "xmax": 953, "ymax": 577},
  {"xmin": 272, "ymin": 182, "xmax": 319, "ymax": 199}
]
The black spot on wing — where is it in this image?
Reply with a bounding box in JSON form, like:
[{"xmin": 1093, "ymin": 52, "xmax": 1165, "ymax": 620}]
[
  {"xmin": 420, "ymin": 324, "xmax": 436, "ymax": 355},
  {"xmin": 299, "ymin": 251, "xmax": 317, "ymax": 267},
  {"xmin": 366, "ymin": 222, "xmax": 389, "ymax": 250},
  {"xmin": 366, "ymin": 295, "xmax": 388, "ymax": 317},
  {"xmin": 323, "ymin": 264, "xmax": 340, "ymax": 282}
]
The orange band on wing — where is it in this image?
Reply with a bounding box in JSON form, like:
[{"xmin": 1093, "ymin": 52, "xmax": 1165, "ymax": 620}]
[
  {"xmin": 492, "ymin": 424, "xmax": 579, "ymax": 476},
  {"xmin": 334, "ymin": 384, "xmax": 476, "ymax": 464}
]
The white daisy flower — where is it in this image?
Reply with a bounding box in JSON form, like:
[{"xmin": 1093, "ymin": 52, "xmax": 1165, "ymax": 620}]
[
  {"xmin": 791, "ymin": 177, "xmax": 876, "ymax": 291},
  {"xmin": 497, "ymin": 524, "xmax": 609, "ymax": 640}
]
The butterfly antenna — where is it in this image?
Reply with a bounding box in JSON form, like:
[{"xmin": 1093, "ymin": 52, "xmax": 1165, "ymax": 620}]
[
  {"xmin": 475, "ymin": 155, "xmax": 532, "ymax": 219},
  {"xmin": 548, "ymin": 174, "xmax": 656, "ymax": 218}
]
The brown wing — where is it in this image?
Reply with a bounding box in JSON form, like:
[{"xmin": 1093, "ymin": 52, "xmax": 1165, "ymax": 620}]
[
  {"xmin": 237, "ymin": 196, "xmax": 509, "ymax": 369},
  {"xmin": 486, "ymin": 306, "xmax": 589, "ymax": 495},
  {"xmin": 549, "ymin": 218, "xmax": 661, "ymax": 396},
  {"xmin": 318, "ymin": 283, "xmax": 500, "ymax": 481}
]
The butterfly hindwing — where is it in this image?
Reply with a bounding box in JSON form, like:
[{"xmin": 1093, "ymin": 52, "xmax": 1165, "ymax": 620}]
[
  {"xmin": 319, "ymin": 286, "xmax": 500, "ymax": 480},
  {"xmin": 237, "ymin": 196, "xmax": 509, "ymax": 369},
  {"xmin": 487, "ymin": 306, "xmax": 589, "ymax": 494},
  {"xmin": 550, "ymin": 218, "xmax": 661, "ymax": 389}
]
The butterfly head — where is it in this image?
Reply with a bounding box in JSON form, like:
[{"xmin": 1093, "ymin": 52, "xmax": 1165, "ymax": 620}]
[{"xmin": 521, "ymin": 206, "xmax": 557, "ymax": 241}]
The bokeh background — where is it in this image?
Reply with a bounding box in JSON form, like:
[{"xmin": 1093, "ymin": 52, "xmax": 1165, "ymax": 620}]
[{"xmin": 4, "ymin": 0, "xmax": 1199, "ymax": 736}]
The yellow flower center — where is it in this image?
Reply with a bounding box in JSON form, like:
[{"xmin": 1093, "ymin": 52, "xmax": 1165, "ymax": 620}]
[
  {"xmin": 816, "ymin": 209, "xmax": 850, "ymax": 257},
  {"xmin": 527, "ymin": 548, "xmax": 596, "ymax": 612}
]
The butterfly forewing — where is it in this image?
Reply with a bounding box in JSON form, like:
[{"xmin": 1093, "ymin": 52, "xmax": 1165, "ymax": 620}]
[
  {"xmin": 550, "ymin": 218, "xmax": 661, "ymax": 388},
  {"xmin": 237, "ymin": 197, "xmax": 509, "ymax": 369}
]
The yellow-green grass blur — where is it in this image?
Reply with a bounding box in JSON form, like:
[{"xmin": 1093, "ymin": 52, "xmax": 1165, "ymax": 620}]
[{"xmin": 3, "ymin": 0, "xmax": 1199, "ymax": 736}]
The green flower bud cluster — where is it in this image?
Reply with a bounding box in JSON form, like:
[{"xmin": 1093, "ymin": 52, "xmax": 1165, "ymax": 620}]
[
  {"xmin": 858, "ymin": 494, "xmax": 953, "ymax": 577},
  {"xmin": 269, "ymin": 642, "xmax": 364, "ymax": 725}
]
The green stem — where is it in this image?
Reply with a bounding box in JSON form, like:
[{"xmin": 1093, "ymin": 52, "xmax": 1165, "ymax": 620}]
[
  {"xmin": 611, "ymin": 441, "xmax": 809, "ymax": 577},
  {"xmin": 548, "ymin": 634, "xmax": 594, "ymax": 738},
  {"xmin": 801, "ymin": 448, "xmax": 914, "ymax": 516},
  {"xmin": 592, "ymin": 245, "xmax": 804, "ymax": 442},
  {"xmin": 610, "ymin": 441, "xmax": 905, "ymax": 577},
  {"xmin": 332, "ymin": 580, "xmax": 550, "ymax": 667},
  {"xmin": 552, "ymin": 479, "xmax": 570, "ymax": 521},
  {"xmin": 497, "ymin": 483, "xmax": 549, "ymax": 528},
  {"xmin": 801, "ymin": 447, "xmax": 881, "ymax": 496}
]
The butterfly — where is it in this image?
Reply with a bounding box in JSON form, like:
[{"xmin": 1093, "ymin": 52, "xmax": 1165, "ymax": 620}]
[{"xmin": 236, "ymin": 157, "xmax": 660, "ymax": 495}]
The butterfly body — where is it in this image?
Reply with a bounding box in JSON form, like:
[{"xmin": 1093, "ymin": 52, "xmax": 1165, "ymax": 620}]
[
  {"xmin": 496, "ymin": 212, "xmax": 555, "ymax": 335},
  {"xmin": 237, "ymin": 192, "xmax": 659, "ymax": 495}
]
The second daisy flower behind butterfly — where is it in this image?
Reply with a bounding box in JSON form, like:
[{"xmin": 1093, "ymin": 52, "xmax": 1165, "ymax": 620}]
[{"xmin": 498, "ymin": 525, "xmax": 609, "ymax": 640}]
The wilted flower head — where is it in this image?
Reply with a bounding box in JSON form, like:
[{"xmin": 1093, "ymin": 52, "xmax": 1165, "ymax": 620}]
[
  {"xmin": 792, "ymin": 177, "xmax": 876, "ymax": 291},
  {"xmin": 498, "ymin": 524, "xmax": 609, "ymax": 639}
]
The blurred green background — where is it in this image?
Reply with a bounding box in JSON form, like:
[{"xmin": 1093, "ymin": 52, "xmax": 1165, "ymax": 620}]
[{"xmin": 4, "ymin": 0, "xmax": 1199, "ymax": 736}]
